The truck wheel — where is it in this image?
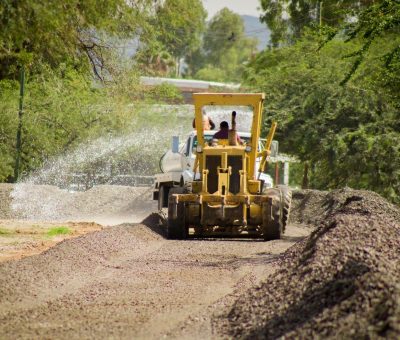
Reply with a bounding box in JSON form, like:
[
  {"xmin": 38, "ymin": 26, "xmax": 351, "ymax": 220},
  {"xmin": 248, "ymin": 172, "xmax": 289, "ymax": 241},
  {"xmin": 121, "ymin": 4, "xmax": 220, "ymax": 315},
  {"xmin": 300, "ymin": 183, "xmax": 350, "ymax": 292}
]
[
  {"xmin": 277, "ymin": 185, "xmax": 292, "ymax": 233},
  {"xmin": 167, "ymin": 187, "xmax": 188, "ymax": 240},
  {"xmin": 158, "ymin": 185, "xmax": 169, "ymax": 210},
  {"xmin": 262, "ymin": 194, "xmax": 282, "ymax": 241}
]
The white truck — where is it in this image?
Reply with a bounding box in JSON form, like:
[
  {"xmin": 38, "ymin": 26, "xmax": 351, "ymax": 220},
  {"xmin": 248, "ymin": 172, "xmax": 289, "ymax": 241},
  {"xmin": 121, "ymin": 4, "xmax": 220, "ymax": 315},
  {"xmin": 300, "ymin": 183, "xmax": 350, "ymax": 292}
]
[{"xmin": 153, "ymin": 130, "xmax": 274, "ymax": 210}]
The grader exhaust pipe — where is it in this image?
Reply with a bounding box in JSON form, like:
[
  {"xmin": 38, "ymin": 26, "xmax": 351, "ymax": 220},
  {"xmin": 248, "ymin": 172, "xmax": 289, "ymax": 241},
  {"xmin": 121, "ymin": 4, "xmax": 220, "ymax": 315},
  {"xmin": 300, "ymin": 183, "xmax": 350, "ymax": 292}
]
[{"xmin": 257, "ymin": 121, "xmax": 277, "ymax": 180}]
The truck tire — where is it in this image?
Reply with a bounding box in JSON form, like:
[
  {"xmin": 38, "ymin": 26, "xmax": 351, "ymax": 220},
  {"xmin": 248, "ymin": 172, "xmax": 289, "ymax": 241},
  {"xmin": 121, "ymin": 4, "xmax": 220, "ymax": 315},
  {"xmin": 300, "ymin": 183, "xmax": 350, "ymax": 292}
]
[
  {"xmin": 277, "ymin": 185, "xmax": 292, "ymax": 233},
  {"xmin": 262, "ymin": 190, "xmax": 282, "ymax": 241},
  {"xmin": 158, "ymin": 184, "xmax": 169, "ymax": 210},
  {"xmin": 167, "ymin": 187, "xmax": 188, "ymax": 240}
]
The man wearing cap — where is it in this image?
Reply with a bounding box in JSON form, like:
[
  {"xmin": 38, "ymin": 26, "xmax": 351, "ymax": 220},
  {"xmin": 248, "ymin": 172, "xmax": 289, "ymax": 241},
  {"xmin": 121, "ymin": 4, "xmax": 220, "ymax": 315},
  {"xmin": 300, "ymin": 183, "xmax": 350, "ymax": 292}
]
[{"xmin": 192, "ymin": 109, "xmax": 215, "ymax": 130}]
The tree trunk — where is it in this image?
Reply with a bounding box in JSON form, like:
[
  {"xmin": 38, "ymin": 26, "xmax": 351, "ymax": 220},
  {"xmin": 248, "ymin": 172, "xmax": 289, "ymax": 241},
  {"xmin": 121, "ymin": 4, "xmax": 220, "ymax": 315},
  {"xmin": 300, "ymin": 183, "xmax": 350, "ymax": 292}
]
[
  {"xmin": 14, "ymin": 66, "xmax": 25, "ymax": 182},
  {"xmin": 302, "ymin": 162, "xmax": 309, "ymax": 189}
]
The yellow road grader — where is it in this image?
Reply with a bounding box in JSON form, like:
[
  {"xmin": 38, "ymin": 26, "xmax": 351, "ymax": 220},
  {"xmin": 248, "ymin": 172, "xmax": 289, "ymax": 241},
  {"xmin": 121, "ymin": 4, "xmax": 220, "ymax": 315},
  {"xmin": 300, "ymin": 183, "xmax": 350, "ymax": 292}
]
[{"xmin": 154, "ymin": 93, "xmax": 291, "ymax": 240}]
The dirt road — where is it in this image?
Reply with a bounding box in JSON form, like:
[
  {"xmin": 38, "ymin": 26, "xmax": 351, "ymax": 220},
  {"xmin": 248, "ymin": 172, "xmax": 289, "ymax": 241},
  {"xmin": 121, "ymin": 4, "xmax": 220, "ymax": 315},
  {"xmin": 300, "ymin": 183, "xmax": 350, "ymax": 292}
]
[{"xmin": 0, "ymin": 216, "xmax": 310, "ymax": 339}]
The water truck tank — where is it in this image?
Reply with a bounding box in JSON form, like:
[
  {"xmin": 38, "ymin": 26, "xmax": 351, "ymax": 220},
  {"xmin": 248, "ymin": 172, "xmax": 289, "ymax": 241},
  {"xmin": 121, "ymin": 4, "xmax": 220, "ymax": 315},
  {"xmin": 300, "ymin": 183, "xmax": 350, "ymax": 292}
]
[{"xmin": 159, "ymin": 150, "xmax": 184, "ymax": 173}]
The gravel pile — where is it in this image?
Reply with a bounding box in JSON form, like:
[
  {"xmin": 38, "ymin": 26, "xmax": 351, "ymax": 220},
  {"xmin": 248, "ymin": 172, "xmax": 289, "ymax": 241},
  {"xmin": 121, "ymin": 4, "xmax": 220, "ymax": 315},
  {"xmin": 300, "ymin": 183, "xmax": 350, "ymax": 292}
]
[
  {"xmin": 216, "ymin": 188, "xmax": 400, "ymax": 339},
  {"xmin": 0, "ymin": 184, "xmax": 154, "ymax": 222},
  {"xmin": 290, "ymin": 189, "xmax": 329, "ymax": 225},
  {"xmin": 0, "ymin": 184, "xmax": 14, "ymax": 219}
]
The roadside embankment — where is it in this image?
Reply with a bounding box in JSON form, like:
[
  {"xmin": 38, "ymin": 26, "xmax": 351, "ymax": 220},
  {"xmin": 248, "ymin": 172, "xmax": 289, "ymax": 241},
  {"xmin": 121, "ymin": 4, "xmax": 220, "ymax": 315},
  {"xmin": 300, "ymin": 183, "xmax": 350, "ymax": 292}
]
[
  {"xmin": 216, "ymin": 188, "xmax": 400, "ymax": 339},
  {"xmin": 0, "ymin": 183, "xmax": 154, "ymax": 262},
  {"xmin": 0, "ymin": 183, "xmax": 155, "ymax": 223},
  {"xmin": 0, "ymin": 184, "xmax": 14, "ymax": 219}
]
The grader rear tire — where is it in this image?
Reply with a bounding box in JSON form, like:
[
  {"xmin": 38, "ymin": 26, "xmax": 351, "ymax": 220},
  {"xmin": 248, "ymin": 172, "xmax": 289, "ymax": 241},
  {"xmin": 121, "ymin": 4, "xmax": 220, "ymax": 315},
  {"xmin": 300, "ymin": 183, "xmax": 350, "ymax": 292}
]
[
  {"xmin": 262, "ymin": 199, "xmax": 282, "ymax": 241},
  {"xmin": 167, "ymin": 187, "xmax": 188, "ymax": 240},
  {"xmin": 277, "ymin": 185, "xmax": 292, "ymax": 233}
]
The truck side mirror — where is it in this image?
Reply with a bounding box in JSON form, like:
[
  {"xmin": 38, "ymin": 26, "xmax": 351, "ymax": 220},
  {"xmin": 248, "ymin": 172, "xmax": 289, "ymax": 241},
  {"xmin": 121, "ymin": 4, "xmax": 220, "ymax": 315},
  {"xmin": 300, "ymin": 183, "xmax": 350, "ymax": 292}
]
[
  {"xmin": 271, "ymin": 140, "xmax": 278, "ymax": 157},
  {"xmin": 172, "ymin": 136, "xmax": 179, "ymax": 153}
]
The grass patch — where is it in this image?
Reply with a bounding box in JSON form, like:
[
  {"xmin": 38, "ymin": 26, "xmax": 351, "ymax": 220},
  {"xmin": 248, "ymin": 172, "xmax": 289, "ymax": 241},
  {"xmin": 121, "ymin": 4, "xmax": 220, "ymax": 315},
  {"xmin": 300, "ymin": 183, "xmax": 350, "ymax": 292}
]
[
  {"xmin": 0, "ymin": 228, "xmax": 12, "ymax": 235},
  {"xmin": 46, "ymin": 226, "xmax": 71, "ymax": 237}
]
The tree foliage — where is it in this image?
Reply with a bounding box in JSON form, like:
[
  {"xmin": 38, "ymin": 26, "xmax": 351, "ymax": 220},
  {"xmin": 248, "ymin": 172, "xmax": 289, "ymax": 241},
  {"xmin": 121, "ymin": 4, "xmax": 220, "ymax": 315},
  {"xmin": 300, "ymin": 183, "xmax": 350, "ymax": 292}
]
[
  {"xmin": 259, "ymin": 0, "xmax": 375, "ymax": 46},
  {"xmin": 186, "ymin": 8, "xmax": 258, "ymax": 82},
  {"xmin": 245, "ymin": 31, "xmax": 400, "ymax": 202},
  {"xmin": 135, "ymin": 0, "xmax": 207, "ymax": 76},
  {"xmin": 0, "ymin": 0, "xmax": 191, "ymax": 182},
  {"xmin": 328, "ymin": 0, "xmax": 400, "ymax": 85},
  {"xmin": 0, "ymin": 0, "xmax": 152, "ymax": 80},
  {"xmin": 0, "ymin": 62, "xmax": 184, "ymax": 182},
  {"xmin": 156, "ymin": 0, "xmax": 207, "ymax": 59},
  {"xmin": 253, "ymin": 0, "xmax": 400, "ymax": 203}
]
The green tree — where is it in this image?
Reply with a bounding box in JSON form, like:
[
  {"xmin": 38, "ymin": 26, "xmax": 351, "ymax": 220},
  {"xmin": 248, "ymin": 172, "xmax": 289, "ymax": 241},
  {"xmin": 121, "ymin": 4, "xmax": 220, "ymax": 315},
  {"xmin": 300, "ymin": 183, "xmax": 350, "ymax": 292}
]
[
  {"xmin": 0, "ymin": 0, "xmax": 152, "ymax": 80},
  {"xmin": 189, "ymin": 8, "xmax": 258, "ymax": 82},
  {"xmin": 259, "ymin": 0, "xmax": 375, "ymax": 46},
  {"xmin": 203, "ymin": 8, "xmax": 248, "ymax": 65},
  {"xmin": 248, "ymin": 1, "xmax": 400, "ymax": 202},
  {"xmin": 157, "ymin": 0, "xmax": 206, "ymax": 59},
  {"xmin": 326, "ymin": 0, "xmax": 400, "ymax": 86},
  {"xmin": 0, "ymin": 61, "xmax": 184, "ymax": 182},
  {"xmin": 0, "ymin": 1, "xmax": 189, "ymax": 183},
  {"xmin": 244, "ymin": 32, "xmax": 400, "ymax": 202},
  {"xmin": 136, "ymin": 0, "xmax": 207, "ymax": 76},
  {"xmin": 134, "ymin": 39, "xmax": 176, "ymax": 76},
  {"xmin": 0, "ymin": 80, "xmax": 18, "ymax": 181}
]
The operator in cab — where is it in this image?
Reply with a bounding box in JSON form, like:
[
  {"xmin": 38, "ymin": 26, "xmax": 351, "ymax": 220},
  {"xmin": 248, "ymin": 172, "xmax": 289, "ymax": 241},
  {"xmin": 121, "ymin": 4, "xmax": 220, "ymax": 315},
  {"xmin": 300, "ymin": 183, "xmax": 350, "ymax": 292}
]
[
  {"xmin": 192, "ymin": 109, "xmax": 215, "ymax": 131},
  {"xmin": 213, "ymin": 121, "xmax": 243, "ymax": 145}
]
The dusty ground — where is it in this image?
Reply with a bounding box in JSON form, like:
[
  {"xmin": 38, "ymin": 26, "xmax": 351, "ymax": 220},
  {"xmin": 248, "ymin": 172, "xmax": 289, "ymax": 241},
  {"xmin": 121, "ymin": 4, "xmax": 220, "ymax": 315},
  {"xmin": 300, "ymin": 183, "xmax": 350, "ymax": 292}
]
[
  {"xmin": 1, "ymin": 184, "xmax": 398, "ymax": 339},
  {"xmin": 0, "ymin": 183, "xmax": 311, "ymax": 339},
  {"xmin": 0, "ymin": 183, "xmax": 155, "ymax": 262},
  {"xmin": 0, "ymin": 220, "xmax": 102, "ymax": 263},
  {"xmin": 0, "ymin": 214, "xmax": 309, "ymax": 339}
]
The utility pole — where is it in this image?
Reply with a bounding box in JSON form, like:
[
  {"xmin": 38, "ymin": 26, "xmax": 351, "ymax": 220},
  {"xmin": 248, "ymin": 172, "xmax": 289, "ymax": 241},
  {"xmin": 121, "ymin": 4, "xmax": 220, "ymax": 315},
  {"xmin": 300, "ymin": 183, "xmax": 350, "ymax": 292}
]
[
  {"xmin": 319, "ymin": 1, "xmax": 323, "ymax": 27},
  {"xmin": 14, "ymin": 66, "xmax": 25, "ymax": 182}
]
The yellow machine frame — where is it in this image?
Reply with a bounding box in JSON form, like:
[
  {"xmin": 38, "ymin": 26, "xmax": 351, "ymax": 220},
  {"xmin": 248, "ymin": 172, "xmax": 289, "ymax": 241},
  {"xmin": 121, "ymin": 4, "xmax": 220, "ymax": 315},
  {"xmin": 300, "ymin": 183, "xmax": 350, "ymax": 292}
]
[
  {"xmin": 170, "ymin": 93, "xmax": 277, "ymax": 230},
  {"xmin": 194, "ymin": 93, "xmax": 265, "ymax": 179}
]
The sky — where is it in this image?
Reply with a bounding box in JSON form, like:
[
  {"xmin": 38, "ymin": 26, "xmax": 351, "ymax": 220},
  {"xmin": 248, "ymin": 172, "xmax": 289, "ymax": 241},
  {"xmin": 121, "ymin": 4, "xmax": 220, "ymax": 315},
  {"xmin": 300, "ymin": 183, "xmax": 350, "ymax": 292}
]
[{"xmin": 202, "ymin": 0, "xmax": 262, "ymax": 18}]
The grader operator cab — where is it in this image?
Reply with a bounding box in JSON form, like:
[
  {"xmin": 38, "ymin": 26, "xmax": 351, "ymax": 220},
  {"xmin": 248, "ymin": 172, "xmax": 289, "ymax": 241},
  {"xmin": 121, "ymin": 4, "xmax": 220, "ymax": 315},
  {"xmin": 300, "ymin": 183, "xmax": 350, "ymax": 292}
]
[{"xmin": 161, "ymin": 93, "xmax": 291, "ymax": 240}]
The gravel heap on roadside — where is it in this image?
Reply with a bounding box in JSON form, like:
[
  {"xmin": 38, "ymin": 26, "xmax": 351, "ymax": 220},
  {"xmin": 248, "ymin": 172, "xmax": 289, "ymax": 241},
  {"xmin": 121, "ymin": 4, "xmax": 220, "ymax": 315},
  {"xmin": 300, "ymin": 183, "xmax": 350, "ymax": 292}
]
[
  {"xmin": 0, "ymin": 184, "xmax": 153, "ymax": 221},
  {"xmin": 289, "ymin": 189, "xmax": 329, "ymax": 225},
  {"xmin": 216, "ymin": 188, "xmax": 400, "ymax": 339},
  {"xmin": 0, "ymin": 184, "xmax": 14, "ymax": 219}
]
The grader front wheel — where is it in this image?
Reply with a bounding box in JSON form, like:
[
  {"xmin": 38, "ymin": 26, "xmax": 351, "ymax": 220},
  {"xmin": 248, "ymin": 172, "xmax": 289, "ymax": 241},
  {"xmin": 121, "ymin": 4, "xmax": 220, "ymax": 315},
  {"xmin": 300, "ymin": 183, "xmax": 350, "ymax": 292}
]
[
  {"xmin": 277, "ymin": 185, "xmax": 292, "ymax": 233},
  {"xmin": 262, "ymin": 199, "xmax": 283, "ymax": 241}
]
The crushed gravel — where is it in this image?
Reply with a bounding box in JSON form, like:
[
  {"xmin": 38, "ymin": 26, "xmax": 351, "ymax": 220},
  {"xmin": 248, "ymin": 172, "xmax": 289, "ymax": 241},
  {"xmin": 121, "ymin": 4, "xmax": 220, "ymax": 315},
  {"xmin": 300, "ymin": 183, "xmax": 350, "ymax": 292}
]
[
  {"xmin": 0, "ymin": 184, "xmax": 14, "ymax": 219},
  {"xmin": 2, "ymin": 183, "xmax": 399, "ymax": 338},
  {"xmin": 215, "ymin": 188, "xmax": 400, "ymax": 339},
  {"xmin": 0, "ymin": 220, "xmax": 309, "ymax": 339},
  {"xmin": 0, "ymin": 184, "xmax": 154, "ymax": 223},
  {"xmin": 290, "ymin": 189, "xmax": 329, "ymax": 225}
]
